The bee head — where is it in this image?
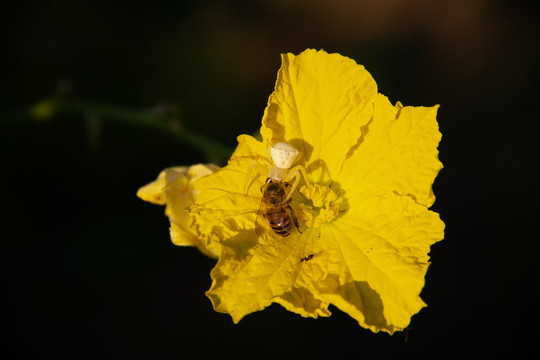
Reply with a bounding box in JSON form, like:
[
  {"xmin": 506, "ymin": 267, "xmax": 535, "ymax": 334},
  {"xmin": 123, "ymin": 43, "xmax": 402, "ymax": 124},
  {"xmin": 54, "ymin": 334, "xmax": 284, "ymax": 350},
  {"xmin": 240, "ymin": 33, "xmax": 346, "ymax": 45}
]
[{"xmin": 265, "ymin": 179, "xmax": 286, "ymax": 202}]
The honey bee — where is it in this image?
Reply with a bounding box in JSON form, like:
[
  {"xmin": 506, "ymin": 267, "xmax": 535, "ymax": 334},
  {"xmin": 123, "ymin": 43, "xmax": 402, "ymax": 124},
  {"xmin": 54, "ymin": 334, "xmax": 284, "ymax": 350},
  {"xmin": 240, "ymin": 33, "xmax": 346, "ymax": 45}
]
[
  {"xmin": 256, "ymin": 178, "xmax": 301, "ymax": 237},
  {"xmin": 248, "ymin": 142, "xmax": 311, "ymax": 237}
]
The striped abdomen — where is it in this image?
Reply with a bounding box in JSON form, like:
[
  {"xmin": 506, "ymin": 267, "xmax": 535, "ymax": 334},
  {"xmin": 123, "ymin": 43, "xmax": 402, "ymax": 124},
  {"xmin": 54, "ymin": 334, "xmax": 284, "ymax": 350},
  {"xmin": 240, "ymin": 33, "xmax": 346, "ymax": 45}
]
[{"xmin": 265, "ymin": 207, "xmax": 293, "ymax": 237}]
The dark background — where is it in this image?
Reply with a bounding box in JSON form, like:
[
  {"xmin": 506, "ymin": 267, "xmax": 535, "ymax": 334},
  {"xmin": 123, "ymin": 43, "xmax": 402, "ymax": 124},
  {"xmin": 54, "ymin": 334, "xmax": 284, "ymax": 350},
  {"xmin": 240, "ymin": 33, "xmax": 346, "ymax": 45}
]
[{"xmin": 2, "ymin": 0, "xmax": 538, "ymax": 358}]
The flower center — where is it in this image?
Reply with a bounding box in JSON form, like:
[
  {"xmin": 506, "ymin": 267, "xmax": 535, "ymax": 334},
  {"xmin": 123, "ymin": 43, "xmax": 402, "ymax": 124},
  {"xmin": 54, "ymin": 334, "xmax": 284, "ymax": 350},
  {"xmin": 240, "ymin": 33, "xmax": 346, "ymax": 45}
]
[{"xmin": 296, "ymin": 184, "xmax": 340, "ymax": 228}]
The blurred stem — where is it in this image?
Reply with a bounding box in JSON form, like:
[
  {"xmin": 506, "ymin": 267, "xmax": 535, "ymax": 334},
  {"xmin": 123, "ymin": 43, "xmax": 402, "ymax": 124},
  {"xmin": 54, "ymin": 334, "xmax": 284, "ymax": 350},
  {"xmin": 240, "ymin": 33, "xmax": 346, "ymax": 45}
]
[
  {"xmin": 1, "ymin": 98, "xmax": 234, "ymax": 165},
  {"xmin": 64, "ymin": 100, "xmax": 233, "ymax": 163}
]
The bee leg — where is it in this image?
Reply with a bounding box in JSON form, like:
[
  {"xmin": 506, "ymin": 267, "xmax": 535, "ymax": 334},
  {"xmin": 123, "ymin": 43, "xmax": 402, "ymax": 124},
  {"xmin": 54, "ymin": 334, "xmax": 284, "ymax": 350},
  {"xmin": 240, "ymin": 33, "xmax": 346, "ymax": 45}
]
[{"xmin": 288, "ymin": 203, "xmax": 302, "ymax": 234}]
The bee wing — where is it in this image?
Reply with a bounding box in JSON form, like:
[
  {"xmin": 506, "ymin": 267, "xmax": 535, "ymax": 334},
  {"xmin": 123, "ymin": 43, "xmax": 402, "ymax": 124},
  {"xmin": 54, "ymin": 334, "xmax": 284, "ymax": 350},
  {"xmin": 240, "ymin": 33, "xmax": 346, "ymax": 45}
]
[{"xmin": 255, "ymin": 196, "xmax": 270, "ymax": 236}]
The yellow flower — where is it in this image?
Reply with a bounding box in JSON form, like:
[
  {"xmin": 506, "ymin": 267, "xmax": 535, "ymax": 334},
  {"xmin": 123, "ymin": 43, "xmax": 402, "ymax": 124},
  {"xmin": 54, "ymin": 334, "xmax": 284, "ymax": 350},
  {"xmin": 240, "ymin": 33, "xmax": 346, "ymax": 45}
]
[
  {"xmin": 190, "ymin": 49, "xmax": 444, "ymax": 334},
  {"xmin": 137, "ymin": 164, "xmax": 220, "ymax": 258}
]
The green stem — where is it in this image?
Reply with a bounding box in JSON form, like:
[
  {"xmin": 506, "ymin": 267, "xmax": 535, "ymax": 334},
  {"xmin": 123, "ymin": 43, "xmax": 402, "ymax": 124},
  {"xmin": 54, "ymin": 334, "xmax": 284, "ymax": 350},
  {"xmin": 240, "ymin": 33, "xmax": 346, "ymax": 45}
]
[{"xmin": 1, "ymin": 98, "xmax": 234, "ymax": 164}]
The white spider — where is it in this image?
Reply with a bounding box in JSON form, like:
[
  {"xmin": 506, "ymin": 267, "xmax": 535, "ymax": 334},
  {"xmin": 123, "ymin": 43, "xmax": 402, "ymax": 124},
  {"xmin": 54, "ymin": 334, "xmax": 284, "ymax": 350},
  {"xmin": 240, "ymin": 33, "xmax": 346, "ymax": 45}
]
[{"xmin": 245, "ymin": 142, "xmax": 311, "ymax": 202}]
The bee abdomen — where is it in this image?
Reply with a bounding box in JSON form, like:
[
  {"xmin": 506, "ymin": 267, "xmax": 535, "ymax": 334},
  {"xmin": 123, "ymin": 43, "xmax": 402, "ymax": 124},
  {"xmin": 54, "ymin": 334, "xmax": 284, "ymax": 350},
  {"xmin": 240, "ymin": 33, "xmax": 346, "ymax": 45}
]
[{"xmin": 266, "ymin": 209, "xmax": 292, "ymax": 237}]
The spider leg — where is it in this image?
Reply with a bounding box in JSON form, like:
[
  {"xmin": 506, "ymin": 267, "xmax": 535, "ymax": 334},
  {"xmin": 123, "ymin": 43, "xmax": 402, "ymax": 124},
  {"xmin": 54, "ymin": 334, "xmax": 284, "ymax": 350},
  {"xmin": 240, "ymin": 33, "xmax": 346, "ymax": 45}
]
[
  {"xmin": 243, "ymin": 161, "xmax": 256, "ymax": 195},
  {"xmin": 243, "ymin": 157, "xmax": 272, "ymax": 195},
  {"xmin": 283, "ymin": 170, "xmax": 300, "ymax": 202},
  {"xmin": 283, "ymin": 164, "xmax": 310, "ymax": 202}
]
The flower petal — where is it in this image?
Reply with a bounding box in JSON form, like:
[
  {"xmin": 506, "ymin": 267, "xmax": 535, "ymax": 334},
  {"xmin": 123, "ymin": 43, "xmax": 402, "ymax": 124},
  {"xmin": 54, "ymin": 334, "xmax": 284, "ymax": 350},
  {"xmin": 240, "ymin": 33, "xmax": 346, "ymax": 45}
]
[
  {"xmin": 190, "ymin": 135, "xmax": 267, "ymax": 251},
  {"xmin": 137, "ymin": 167, "xmax": 188, "ymax": 205},
  {"xmin": 312, "ymin": 193, "xmax": 444, "ymax": 333},
  {"xmin": 138, "ymin": 165, "xmax": 221, "ymax": 257},
  {"xmin": 339, "ymin": 94, "xmax": 442, "ymax": 207},
  {"xmin": 187, "ymin": 50, "xmax": 445, "ymax": 331},
  {"xmin": 191, "ymin": 136, "xmax": 333, "ymax": 319},
  {"xmin": 206, "ymin": 229, "xmax": 331, "ymax": 322},
  {"xmin": 260, "ymin": 49, "xmax": 377, "ymax": 184}
]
